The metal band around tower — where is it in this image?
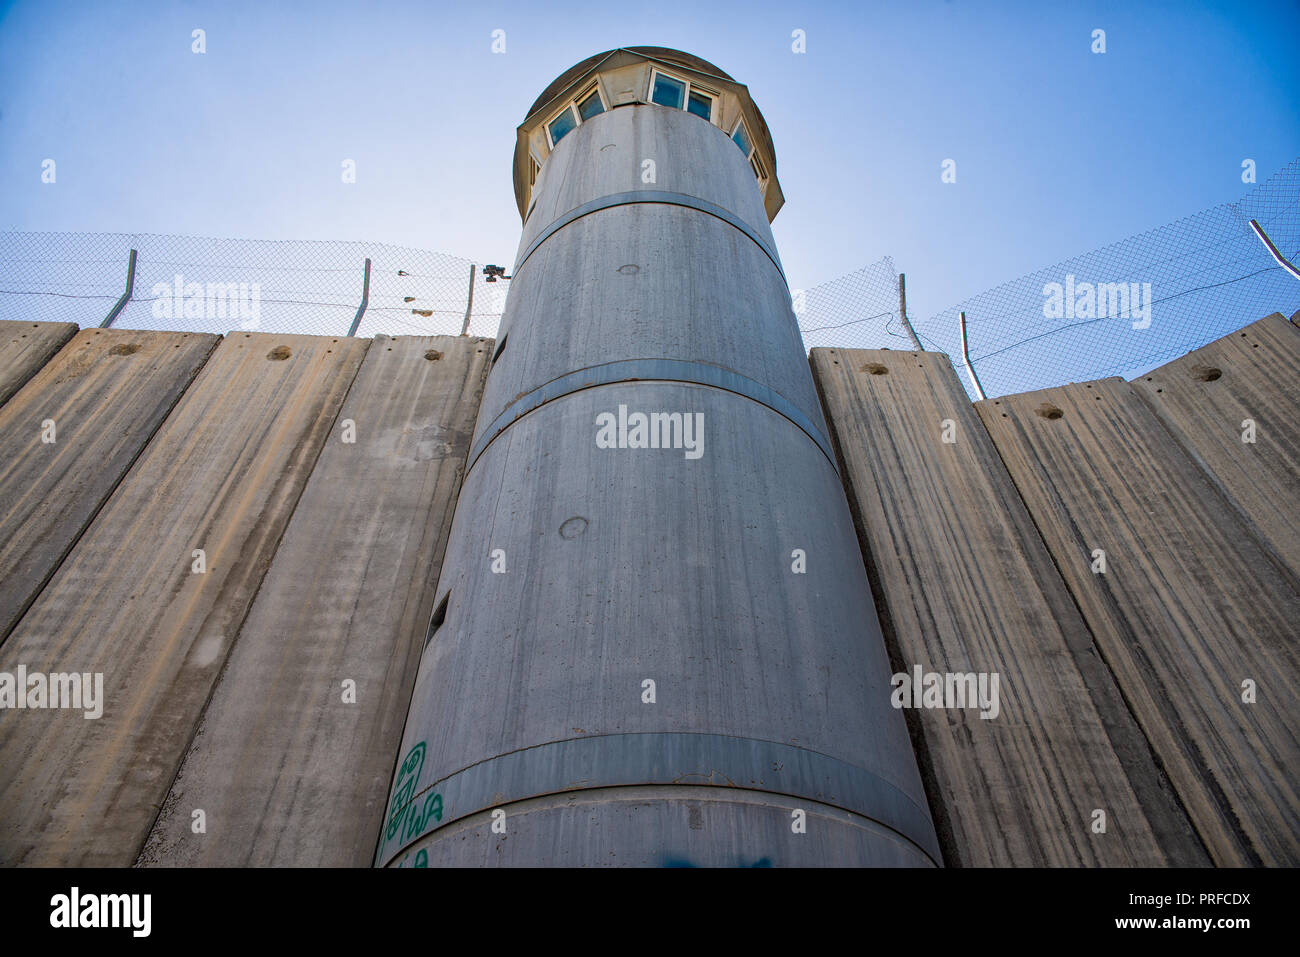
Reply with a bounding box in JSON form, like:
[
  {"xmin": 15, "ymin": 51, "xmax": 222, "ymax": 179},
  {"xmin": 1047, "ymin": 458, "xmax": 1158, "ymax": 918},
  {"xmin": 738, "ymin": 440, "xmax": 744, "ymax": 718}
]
[
  {"xmin": 376, "ymin": 732, "xmax": 942, "ymax": 867},
  {"xmin": 465, "ymin": 357, "xmax": 838, "ymax": 474},
  {"xmin": 514, "ymin": 189, "xmax": 786, "ymax": 282}
]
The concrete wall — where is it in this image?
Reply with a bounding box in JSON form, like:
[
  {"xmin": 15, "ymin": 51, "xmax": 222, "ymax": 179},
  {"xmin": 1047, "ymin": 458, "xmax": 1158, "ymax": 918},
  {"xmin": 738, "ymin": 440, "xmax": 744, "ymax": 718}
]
[
  {"xmin": 139, "ymin": 335, "xmax": 491, "ymax": 867},
  {"xmin": 811, "ymin": 311, "xmax": 1299, "ymax": 867},
  {"xmin": 810, "ymin": 348, "xmax": 1208, "ymax": 867},
  {"xmin": 0, "ymin": 322, "xmax": 490, "ymax": 866},
  {"xmin": 973, "ymin": 368, "xmax": 1299, "ymax": 866},
  {"xmin": 0, "ymin": 309, "xmax": 1295, "ymax": 867}
]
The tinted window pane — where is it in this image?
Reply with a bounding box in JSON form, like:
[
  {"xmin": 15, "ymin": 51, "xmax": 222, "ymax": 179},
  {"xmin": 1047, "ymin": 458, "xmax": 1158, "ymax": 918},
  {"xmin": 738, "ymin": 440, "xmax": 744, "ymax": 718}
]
[
  {"xmin": 732, "ymin": 123, "xmax": 751, "ymax": 155},
  {"xmin": 578, "ymin": 90, "xmax": 604, "ymax": 121},
  {"xmin": 548, "ymin": 108, "xmax": 577, "ymax": 145},
  {"xmin": 652, "ymin": 74, "xmax": 685, "ymax": 109},
  {"xmin": 687, "ymin": 90, "xmax": 712, "ymax": 119}
]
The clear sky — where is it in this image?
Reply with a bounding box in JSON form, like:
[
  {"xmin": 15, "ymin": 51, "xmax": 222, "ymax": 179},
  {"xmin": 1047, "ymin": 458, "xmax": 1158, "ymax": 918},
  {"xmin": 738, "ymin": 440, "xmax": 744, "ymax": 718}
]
[{"xmin": 2, "ymin": 0, "xmax": 1297, "ymax": 325}]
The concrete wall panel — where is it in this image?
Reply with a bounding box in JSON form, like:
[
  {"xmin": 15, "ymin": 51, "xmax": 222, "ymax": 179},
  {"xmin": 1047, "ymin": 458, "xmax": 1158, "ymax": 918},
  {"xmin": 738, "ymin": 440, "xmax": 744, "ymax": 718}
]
[
  {"xmin": 0, "ymin": 320, "xmax": 78, "ymax": 408},
  {"xmin": 138, "ymin": 335, "xmax": 491, "ymax": 866},
  {"xmin": 1133, "ymin": 313, "xmax": 1300, "ymax": 580},
  {"xmin": 811, "ymin": 347, "xmax": 1208, "ymax": 866},
  {"xmin": 0, "ymin": 331, "xmax": 367, "ymax": 865},
  {"xmin": 976, "ymin": 378, "xmax": 1300, "ymax": 866},
  {"xmin": 0, "ymin": 328, "xmax": 218, "ymax": 646}
]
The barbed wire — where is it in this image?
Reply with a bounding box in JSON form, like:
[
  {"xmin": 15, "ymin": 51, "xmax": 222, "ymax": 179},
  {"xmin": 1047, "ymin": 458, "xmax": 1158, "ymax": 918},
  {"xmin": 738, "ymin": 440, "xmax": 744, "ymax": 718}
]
[
  {"xmin": 2, "ymin": 159, "xmax": 1295, "ymax": 399},
  {"xmin": 794, "ymin": 158, "xmax": 1299, "ymax": 399},
  {"xmin": 0, "ymin": 233, "xmax": 508, "ymax": 339}
]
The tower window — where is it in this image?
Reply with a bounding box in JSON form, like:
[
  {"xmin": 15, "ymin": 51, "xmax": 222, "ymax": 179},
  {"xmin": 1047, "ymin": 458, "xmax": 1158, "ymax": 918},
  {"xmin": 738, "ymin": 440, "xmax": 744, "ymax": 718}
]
[
  {"xmin": 687, "ymin": 89, "xmax": 713, "ymax": 119},
  {"xmin": 647, "ymin": 68, "xmax": 717, "ymax": 124},
  {"xmin": 547, "ymin": 108, "xmax": 577, "ymax": 146},
  {"xmin": 731, "ymin": 120, "xmax": 752, "ymax": 156},
  {"xmin": 577, "ymin": 88, "xmax": 605, "ymax": 121},
  {"xmin": 545, "ymin": 85, "xmax": 608, "ymax": 149},
  {"xmin": 651, "ymin": 72, "xmax": 685, "ymax": 109},
  {"xmin": 730, "ymin": 118, "xmax": 768, "ymax": 194}
]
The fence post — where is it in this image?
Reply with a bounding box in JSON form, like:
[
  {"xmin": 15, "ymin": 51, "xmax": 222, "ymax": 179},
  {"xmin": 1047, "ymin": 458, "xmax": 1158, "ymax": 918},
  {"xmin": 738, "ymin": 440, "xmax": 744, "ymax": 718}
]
[
  {"xmin": 460, "ymin": 263, "xmax": 476, "ymax": 336},
  {"xmin": 897, "ymin": 272, "xmax": 923, "ymax": 350},
  {"xmin": 959, "ymin": 310, "xmax": 987, "ymax": 401},
  {"xmin": 347, "ymin": 258, "xmax": 371, "ymax": 337},
  {"xmin": 100, "ymin": 248, "xmax": 137, "ymax": 328},
  {"xmin": 1249, "ymin": 219, "xmax": 1300, "ymax": 282}
]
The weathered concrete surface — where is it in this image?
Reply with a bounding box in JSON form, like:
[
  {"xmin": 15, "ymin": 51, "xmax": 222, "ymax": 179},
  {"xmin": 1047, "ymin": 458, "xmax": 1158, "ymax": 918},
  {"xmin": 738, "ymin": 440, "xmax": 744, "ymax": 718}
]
[
  {"xmin": 0, "ymin": 332, "xmax": 367, "ymax": 866},
  {"xmin": 0, "ymin": 320, "xmax": 78, "ymax": 408},
  {"xmin": 483, "ymin": 205, "xmax": 817, "ymax": 445},
  {"xmin": 389, "ymin": 786, "xmax": 926, "ymax": 867},
  {"xmin": 520, "ymin": 103, "xmax": 774, "ymax": 254},
  {"xmin": 379, "ymin": 383, "xmax": 940, "ymax": 868},
  {"xmin": 1133, "ymin": 314, "xmax": 1300, "ymax": 580},
  {"xmin": 0, "ymin": 329, "xmax": 219, "ymax": 647},
  {"xmin": 380, "ymin": 75, "xmax": 939, "ymax": 867},
  {"xmin": 811, "ymin": 348, "xmax": 1208, "ymax": 867},
  {"xmin": 138, "ymin": 335, "xmax": 491, "ymax": 866},
  {"xmin": 976, "ymin": 378, "xmax": 1300, "ymax": 866}
]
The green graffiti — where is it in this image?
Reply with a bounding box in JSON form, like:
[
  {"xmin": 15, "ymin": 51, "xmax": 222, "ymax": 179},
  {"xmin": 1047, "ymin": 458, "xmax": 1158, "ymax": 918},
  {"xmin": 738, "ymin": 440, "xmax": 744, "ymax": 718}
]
[
  {"xmin": 385, "ymin": 741, "xmax": 445, "ymax": 850},
  {"xmin": 385, "ymin": 742, "xmax": 426, "ymax": 841},
  {"xmin": 397, "ymin": 847, "xmax": 430, "ymax": 869},
  {"xmin": 401, "ymin": 791, "xmax": 443, "ymax": 843}
]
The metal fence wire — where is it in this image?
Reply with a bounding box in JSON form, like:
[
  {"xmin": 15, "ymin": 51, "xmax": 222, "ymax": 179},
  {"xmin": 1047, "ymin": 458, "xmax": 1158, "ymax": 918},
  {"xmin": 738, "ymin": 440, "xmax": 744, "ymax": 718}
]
[
  {"xmin": 794, "ymin": 157, "xmax": 1299, "ymax": 399},
  {"xmin": 0, "ymin": 233, "xmax": 508, "ymax": 340},
  {"xmin": 1, "ymin": 158, "xmax": 1295, "ymax": 399},
  {"xmin": 794, "ymin": 256, "xmax": 913, "ymax": 354}
]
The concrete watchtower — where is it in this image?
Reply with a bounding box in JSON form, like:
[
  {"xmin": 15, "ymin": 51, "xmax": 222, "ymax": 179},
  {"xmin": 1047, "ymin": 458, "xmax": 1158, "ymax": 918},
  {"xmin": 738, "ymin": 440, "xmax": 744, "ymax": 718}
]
[{"xmin": 377, "ymin": 47, "xmax": 941, "ymax": 867}]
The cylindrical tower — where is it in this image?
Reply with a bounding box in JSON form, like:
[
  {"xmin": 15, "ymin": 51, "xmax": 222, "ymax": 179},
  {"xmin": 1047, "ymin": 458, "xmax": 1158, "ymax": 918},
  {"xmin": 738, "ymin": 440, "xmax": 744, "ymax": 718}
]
[{"xmin": 376, "ymin": 47, "xmax": 940, "ymax": 867}]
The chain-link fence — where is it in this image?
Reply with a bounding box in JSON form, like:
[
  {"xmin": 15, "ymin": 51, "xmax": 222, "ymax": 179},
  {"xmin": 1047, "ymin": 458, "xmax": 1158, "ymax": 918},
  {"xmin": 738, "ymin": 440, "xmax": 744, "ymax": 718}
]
[
  {"xmin": 796, "ymin": 158, "xmax": 1300, "ymax": 399},
  {"xmin": 4, "ymin": 159, "xmax": 1296, "ymax": 398},
  {"xmin": 0, "ymin": 233, "xmax": 508, "ymax": 339},
  {"xmin": 794, "ymin": 256, "xmax": 913, "ymax": 354}
]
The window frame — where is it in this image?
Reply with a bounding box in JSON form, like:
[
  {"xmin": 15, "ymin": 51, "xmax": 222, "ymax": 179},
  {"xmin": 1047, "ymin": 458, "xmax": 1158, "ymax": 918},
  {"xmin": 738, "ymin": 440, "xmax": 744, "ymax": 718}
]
[
  {"xmin": 729, "ymin": 117, "xmax": 751, "ymax": 154},
  {"xmin": 646, "ymin": 67, "xmax": 718, "ymax": 125},
  {"xmin": 543, "ymin": 83, "xmax": 608, "ymax": 150},
  {"xmin": 575, "ymin": 84, "xmax": 607, "ymax": 122},
  {"xmin": 729, "ymin": 117, "xmax": 769, "ymax": 195},
  {"xmin": 544, "ymin": 102, "xmax": 580, "ymax": 149}
]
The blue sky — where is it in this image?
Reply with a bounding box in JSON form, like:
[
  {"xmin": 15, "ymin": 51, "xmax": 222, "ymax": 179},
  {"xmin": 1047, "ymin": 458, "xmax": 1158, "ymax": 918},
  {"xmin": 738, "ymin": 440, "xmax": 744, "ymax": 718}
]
[{"xmin": 2, "ymin": 0, "xmax": 1297, "ymax": 326}]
